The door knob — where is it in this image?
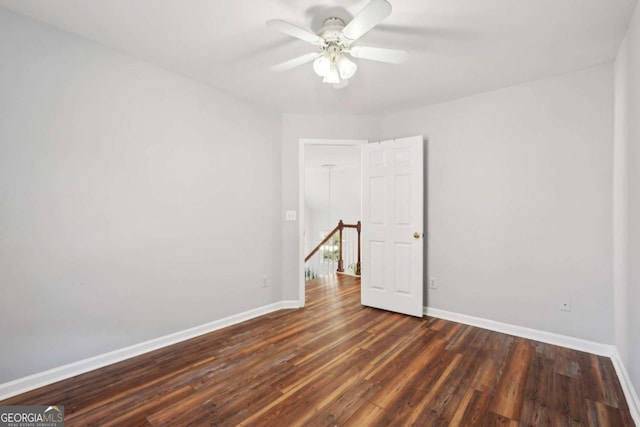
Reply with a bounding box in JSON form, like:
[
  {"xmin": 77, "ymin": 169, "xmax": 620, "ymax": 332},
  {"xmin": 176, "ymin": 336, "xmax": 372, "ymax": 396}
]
[{"xmin": 413, "ymin": 232, "xmax": 421, "ymax": 239}]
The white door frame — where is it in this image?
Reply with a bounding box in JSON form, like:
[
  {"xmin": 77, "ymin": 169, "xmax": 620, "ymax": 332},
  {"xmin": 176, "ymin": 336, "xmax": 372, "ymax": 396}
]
[{"xmin": 298, "ymin": 138, "xmax": 368, "ymax": 307}]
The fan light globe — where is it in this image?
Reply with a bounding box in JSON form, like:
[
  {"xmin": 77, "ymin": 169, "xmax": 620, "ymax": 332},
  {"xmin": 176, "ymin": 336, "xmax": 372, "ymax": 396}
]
[
  {"xmin": 337, "ymin": 55, "xmax": 357, "ymax": 80},
  {"xmin": 313, "ymin": 54, "xmax": 331, "ymax": 77},
  {"xmin": 322, "ymin": 67, "xmax": 341, "ymax": 84}
]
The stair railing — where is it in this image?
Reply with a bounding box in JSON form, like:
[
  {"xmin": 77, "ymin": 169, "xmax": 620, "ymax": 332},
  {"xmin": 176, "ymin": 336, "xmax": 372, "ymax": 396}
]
[{"xmin": 305, "ymin": 220, "xmax": 361, "ymax": 277}]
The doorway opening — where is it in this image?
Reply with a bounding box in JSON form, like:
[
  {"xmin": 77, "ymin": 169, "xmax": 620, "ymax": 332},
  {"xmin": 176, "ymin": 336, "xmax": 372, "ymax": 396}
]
[{"xmin": 298, "ymin": 138, "xmax": 367, "ymax": 307}]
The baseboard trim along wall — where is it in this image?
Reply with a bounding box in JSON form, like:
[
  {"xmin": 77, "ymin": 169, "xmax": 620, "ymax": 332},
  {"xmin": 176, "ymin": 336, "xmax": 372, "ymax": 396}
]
[
  {"xmin": 424, "ymin": 306, "xmax": 612, "ymax": 355},
  {"xmin": 0, "ymin": 300, "xmax": 301, "ymax": 401},
  {"xmin": 425, "ymin": 306, "xmax": 640, "ymax": 425},
  {"xmin": 611, "ymin": 348, "xmax": 640, "ymax": 425}
]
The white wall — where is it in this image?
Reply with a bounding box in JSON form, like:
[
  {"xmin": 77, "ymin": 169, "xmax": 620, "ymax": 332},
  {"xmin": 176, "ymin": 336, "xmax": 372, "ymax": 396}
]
[
  {"xmin": 382, "ymin": 65, "xmax": 615, "ymax": 344},
  {"xmin": 616, "ymin": 0, "xmax": 640, "ymax": 399},
  {"xmin": 614, "ymin": 35, "xmax": 630, "ymax": 371},
  {"xmin": 281, "ymin": 115, "xmax": 381, "ymax": 300},
  {"xmin": 305, "ymin": 167, "xmax": 360, "ymax": 236},
  {"xmin": 0, "ymin": 8, "xmax": 281, "ymax": 383},
  {"xmin": 325, "ymin": 168, "xmax": 361, "ymax": 225}
]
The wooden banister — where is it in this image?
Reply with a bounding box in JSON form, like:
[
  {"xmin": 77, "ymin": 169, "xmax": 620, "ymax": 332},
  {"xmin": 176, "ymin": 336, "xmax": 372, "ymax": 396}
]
[
  {"xmin": 305, "ymin": 219, "xmax": 361, "ymax": 276},
  {"xmin": 305, "ymin": 222, "xmax": 342, "ymax": 262}
]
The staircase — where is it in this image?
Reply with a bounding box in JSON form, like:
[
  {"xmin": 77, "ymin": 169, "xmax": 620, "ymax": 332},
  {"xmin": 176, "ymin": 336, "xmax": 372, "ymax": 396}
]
[{"xmin": 305, "ymin": 220, "xmax": 361, "ymax": 279}]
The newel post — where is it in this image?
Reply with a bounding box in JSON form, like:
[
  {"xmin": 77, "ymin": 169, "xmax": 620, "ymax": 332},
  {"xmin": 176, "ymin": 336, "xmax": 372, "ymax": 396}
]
[{"xmin": 337, "ymin": 220, "xmax": 345, "ymax": 273}]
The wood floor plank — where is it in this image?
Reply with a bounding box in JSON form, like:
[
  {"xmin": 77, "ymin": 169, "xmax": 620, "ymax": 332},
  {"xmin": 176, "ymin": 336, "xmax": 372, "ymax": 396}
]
[
  {"xmin": 458, "ymin": 389, "xmax": 494, "ymax": 425},
  {"xmin": 551, "ymin": 372, "xmax": 587, "ymax": 424},
  {"xmin": 343, "ymin": 401, "xmax": 389, "ymax": 426},
  {"xmin": 523, "ymin": 354, "xmax": 555, "ymax": 407},
  {"xmin": 429, "ymin": 351, "xmax": 483, "ymax": 422},
  {"xmin": 449, "ymin": 386, "xmax": 476, "ymax": 426},
  {"xmin": 303, "ymin": 379, "xmax": 380, "ymax": 427},
  {"xmin": 0, "ymin": 274, "xmax": 634, "ymax": 426},
  {"xmin": 489, "ymin": 340, "xmax": 533, "ymax": 420},
  {"xmin": 586, "ymin": 398, "xmax": 627, "ymax": 426},
  {"xmin": 395, "ymin": 352, "xmax": 463, "ymax": 425},
  {"xmin": 517, "ymin": 398, "xmax": 551, "ymax": 426},
  {"xmin": 367, "ymin": 332, "xmax": 444, "ymax": 408},
  {"xmin": 470, "ymin": 354, "xmax": 501, "ymax": 393}
]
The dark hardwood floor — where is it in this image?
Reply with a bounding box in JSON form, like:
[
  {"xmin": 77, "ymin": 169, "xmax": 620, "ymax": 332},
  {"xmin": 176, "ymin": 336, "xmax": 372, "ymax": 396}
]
[{"xmin": 1, "ymin": 274, "xmax": 634, "ymax": 426}]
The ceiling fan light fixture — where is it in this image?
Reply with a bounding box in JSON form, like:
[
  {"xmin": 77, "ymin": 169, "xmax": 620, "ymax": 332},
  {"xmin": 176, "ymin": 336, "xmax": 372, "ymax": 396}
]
[
  {"xmin": 337, "ymin": 55, "xmax": 357, "ymax": 80},
  {"xmin": 313, "ymin": 54, "xmax": 332, "ymax": 77},
  {"xmin": 267, "ymin": 0, "xmax": 405, "ymax": 89},
  {"xmin": 322, "ymin": 67, "xmax": 341, "ymax": 84}
]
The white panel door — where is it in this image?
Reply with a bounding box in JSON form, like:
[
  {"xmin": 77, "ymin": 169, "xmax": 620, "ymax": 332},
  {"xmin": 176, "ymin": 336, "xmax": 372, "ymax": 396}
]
[{"xmin": 361, "ymin": 136, "xmax": 424, "ymax": 317}]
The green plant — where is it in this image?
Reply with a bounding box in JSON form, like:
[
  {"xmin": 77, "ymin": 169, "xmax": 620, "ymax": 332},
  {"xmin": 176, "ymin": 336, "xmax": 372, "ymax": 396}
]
[
  {"xmin": 322, "ymin": 234, "xmax": 340, "ymax": 263},
  {"xmin": 305, "ymin": 267, "xmax": 317, "ymax": 280}
]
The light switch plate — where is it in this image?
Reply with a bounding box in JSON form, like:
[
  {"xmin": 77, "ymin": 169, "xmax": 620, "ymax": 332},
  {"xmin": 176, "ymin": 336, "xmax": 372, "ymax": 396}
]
[{"xmin": 285, "ymin": 210, "xmax": 297, "ymax": 221}]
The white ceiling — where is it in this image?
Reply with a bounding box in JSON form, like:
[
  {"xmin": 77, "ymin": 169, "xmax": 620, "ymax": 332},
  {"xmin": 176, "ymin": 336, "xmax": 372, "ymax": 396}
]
[{"xmin": 0, "ymin": 0, "xmax": 636, "ymax": 114}]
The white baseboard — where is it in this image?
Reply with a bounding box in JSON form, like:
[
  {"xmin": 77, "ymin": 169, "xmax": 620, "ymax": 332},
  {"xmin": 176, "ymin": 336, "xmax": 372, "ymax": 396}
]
[
  {"xmin": 281, "ymin": 300, "xmax": 303, "ymax": 309},
  {"xmin": 424, "ymin": 307, "xmax": 612, "ymax": 356},
  {"xmin": 0, "ymin": 300, "xmax": 299, "ymax": 401},
  {"xmin": 425, "ymin": 306, "xmax": 640, "ymax": 424},
  {"xmin": 610, "ymin": 348, "xmax": 640, "ymax": 425}
]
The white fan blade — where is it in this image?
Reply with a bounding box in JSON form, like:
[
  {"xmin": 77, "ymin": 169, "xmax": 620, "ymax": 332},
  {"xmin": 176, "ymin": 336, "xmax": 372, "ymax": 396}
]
[
  {"xmin": 271, "ymin": 52, "xmax": 319, "ymax": 72},
  {"xmin": 342, "ymin": 0, "xmax": 392, "ymax": 42},
  {"xmin": 349, "ymin": 46, "xmax": 408, "ymax": 64},
  {"xmin": 266, "ymin": 19, "xmax": 324, "ymax": 45}
]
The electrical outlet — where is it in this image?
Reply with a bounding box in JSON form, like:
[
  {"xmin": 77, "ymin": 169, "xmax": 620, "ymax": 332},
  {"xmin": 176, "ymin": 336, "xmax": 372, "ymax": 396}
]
[
  {"xmin": 261, "ymin": 276, "xmax": 270, "ymax": 288},
  {"xmin": 560, "ymin": 298, "xmax": 571, "ymax": 312},
  {"xmin": 429, "ymin": 278, "xmax": 437, "ymax": 289}
]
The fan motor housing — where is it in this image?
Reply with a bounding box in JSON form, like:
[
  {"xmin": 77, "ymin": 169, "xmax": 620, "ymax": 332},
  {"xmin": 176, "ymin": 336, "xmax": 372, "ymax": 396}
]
[{"xmin": 320, "ymin": 17, "xmax": 346, "ymax": 43}]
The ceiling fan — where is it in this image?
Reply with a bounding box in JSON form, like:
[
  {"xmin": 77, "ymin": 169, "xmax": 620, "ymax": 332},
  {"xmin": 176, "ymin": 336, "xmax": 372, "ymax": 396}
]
[{"xmin": 266, "ymin": 0, "xmax": 408, "ymax": 89}]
